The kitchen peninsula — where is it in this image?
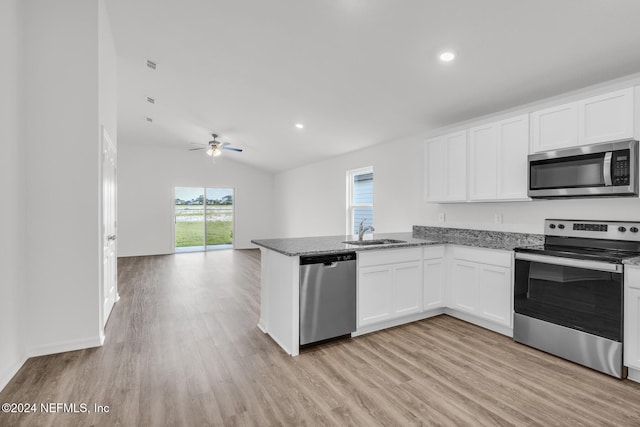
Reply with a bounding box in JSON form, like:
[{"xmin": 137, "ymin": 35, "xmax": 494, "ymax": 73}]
[{"xmin": 252, "ymin": 227, "xmax": 543, "ymax": 356}]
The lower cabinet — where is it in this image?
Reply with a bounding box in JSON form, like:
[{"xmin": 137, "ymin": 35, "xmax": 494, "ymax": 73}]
[
  {"xmin": 358, "ymin": 248, "xmax": 422, "ymax": 327},
  {"xmin": 449, "ymin": 246, "xmax": 513, "ymax": 328},
  {"xmin": 423, "ymin": 246, "xmax": 446, "ymax": 310},
  {"xmin": 625, "ymin": 267, "xmax": 640, "ymax": 372},
  {"xmin": 357, "ymin": 245, "xmax": 513, "ymax": 334}
]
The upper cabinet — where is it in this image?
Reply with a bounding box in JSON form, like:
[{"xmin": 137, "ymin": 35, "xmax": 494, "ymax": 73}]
[
  {"xmin": 425, "ymin": 85, "xmax": 638, "ymax": 204},
  {"xmin": 531, "ymin": 87, "xmax": 635, "ymax": 153},
  {"xmin": 469, "ymin": 114, "xmax": 529, "ymax": 201},
  {"xmin": 580, "ymin": 88, "xmax": 635, "ymax": 145},
  {"xmin": 424, "ymin": 131, "xmax": 467, "ymax": 202},
  {"xmin": 530, "ymin": 103, "xmax": 578, "ymax": 151}
]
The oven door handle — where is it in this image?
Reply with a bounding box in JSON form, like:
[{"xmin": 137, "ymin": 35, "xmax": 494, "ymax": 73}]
[{"xmin": 515, "ymin": 252, "xmax": 623, "ymax": 273}]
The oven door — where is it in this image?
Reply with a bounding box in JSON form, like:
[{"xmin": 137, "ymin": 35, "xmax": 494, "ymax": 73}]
[{"xmin": 514, "ymin": 252, "xmax": 623, "ymax": 342}]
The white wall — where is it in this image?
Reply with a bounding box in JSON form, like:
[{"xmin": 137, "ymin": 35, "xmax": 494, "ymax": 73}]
[
  {"xmin": 23, "ymin": 0, "xmax": 112, "ymax": 357},
  {"xmin": 0, "ymin": 0, "xmax": 27, "ymax": 391},
  {"xmin": 117, "ymin": 143, "xmax": 274, "ymax": 256},
  {"xmin": 273, "ymin": 135, "xmax": 423, "ymax": 238},
  {"xmin": 273, "ymin": 77, "xmax": 640, "ymax": 238}
]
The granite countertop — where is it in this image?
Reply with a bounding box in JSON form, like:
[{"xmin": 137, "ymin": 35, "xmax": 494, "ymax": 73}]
[
  {"xmin": 624, "ymin": 257, "xmax": 640, "ymax": 266},
  {"xmin": 251, "ymin": 227, "xmax": 544, "ymax": 257},
  {"xmin": 251, "ymin": 232, "xmax": 435, "ymax": 256}
]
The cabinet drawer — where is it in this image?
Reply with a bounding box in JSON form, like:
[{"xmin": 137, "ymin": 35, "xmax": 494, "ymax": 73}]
[
  {"xmin": 359, "ymin": 247, "xmax": 423, "ymax": 267},
  {"xmin": 423, "ymin": 245, "xmax": 445, "ymax": 260},
  {"xmin": 627, "ymin": 266, "xmax": 640, "ymax": 289},
  {"xmin": 451, "ymin": 246, "xmax": 512, "ymax": 268}
]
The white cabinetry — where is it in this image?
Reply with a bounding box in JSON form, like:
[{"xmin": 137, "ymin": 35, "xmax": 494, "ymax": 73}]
[
  {"xmin": 531, "ymin": 87, "xmax": 635, "ymax": 153},
  {"xmin": 469, "ymin": 114, "xmax": 529, "ymax": 201},
  {"xmin": 469, "ymin": 124, "xmax": 497, "ymax": 200},
  {"xmin": 624, "ymin": 267, "xmax": 640, "ymax": 379},
  {"xmin": 358, "ymin": 248, "xmax": 423, "ymax": 327},
  {"xmin": 424, "ymin": 131, "xmax": 467, "ymax": 202},
  {"xmin": 580, "ymin": 88, "xmax": 635, "ymax": 145},
  {"xmin": 449, "ymin": 246, "xmax": 513, "ymax": 329},
  {"xmin": 496, "ymin": 115, "xmax": 530, "ymax": 200},
  {"xmin": 530, "ymin": 102, "xmax": 578, "ymax": 152},
  {"xmin": 423, "ymin": 246, "xmax": 446, "ymax": 311}
]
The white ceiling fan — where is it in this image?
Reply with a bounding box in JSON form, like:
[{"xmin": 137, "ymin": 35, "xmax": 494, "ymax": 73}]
[{"xmin": 189, "ymin": 133, "xmax": 243, "ymax": 157}]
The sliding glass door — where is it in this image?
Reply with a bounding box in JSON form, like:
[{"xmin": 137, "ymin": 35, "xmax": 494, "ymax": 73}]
[
  {"xmin": 175, "ymin": 187, "xmax": 233, "ymax": 252},
  {"xmin": 205, "ymin": 188, "xmax": 233, "ymax": 250}
]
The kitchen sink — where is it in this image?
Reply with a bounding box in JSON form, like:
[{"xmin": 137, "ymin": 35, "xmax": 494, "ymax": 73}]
[{"xmin": 342, "ymin": 239, "xmax": 407, "ymax": 246}]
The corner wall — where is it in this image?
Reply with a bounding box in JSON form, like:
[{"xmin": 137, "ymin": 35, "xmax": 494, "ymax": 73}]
[
  {"xmin": 117, "ymin": 144, "xmax": 274, "ymax": 256},
  {"xmin": 0, "ymin": 0, "xmax": 27, "ymax": 391},
  {"xmin": 23, "ymin": 0, "xmax": 106, "ymax": 357}
]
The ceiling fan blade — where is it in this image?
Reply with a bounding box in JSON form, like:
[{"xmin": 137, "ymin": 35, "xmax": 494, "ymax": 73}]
[
  {"xmin": 223, "ymin": 147, "xmax": 243, "ymax": 152},
  {"xmin": 189, "ymin": 147, "xmax": 206, "ymax": 151},
  {"xmin": 221, "ymin": 142, "xmax": 231, "ymax": 147}
]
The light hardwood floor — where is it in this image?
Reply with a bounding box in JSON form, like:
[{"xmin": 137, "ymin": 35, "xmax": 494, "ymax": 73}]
[{"xmin": 3, "ymin": 249, "xmax": 640, "ymax": 426}]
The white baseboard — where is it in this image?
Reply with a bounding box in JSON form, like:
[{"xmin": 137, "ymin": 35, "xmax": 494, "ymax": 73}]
[
  {"xmin": 627, "ymin": 367, "xmax": 640, "ymax": 383},
  {"xmin": 353, "ymin": 308, "xmax": 445, "ymax": 337},
  {"xmin": 0, "ymin": 356, "xmax": 27, "ymax": 393},
  {"xmin": 27, "ymin": 335, "xmax": 103, "ymax": 358},
  {"xmin": 444, "ymin": 308, "xmax": 513, "ymax": 337},
  {"xmin": 257, "ymin": 321, "xmax": 267, "ymax": 333}
]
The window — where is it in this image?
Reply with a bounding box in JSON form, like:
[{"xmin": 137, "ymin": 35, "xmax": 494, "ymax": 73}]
[
  {"xmin": 347, "ymin": 167, "xmax": 374, "ymax": 235},
  {"xmin": 174, "ymin": 187, "xmax": 234, "ymax": 252}
]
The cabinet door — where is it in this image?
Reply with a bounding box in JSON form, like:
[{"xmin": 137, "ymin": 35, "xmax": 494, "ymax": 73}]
[
  {"xmin": 424, "ymin": 137, "xmax": 446, "ymax": 202},
  {"xmin": 478, "ymin": 265, "xmax": 512, "ymax": 328},
  {"xmin": 579, "ymin": 88, "xmax": 634, "ymax": 145},
  {"xmin": 450, "ymin": 260, "xmax": 478, "ymax": 314},
  {"xmin": 531, "ymin": 102, "xmax": 578, "ymax": 152},
  {"xmin": 358, "ymin": 266, "xmax": 393, "ymax": 326},
  {"xmin": 469, "ymin": 123, "xmax": 497, "ymax": 200},
  {"xmin": 445, "ymin": 131, "xmax": 468, "ymax": 201},
  {"xmin": 423, "ymin": 258, "xmax": 445, "ymax": 310},
  {"xmin": 393, "ymin": 261, "xmax": 422, "ymax": 316},
  {"xmin": 625, "ymin": 287, "xmax": 640, "ymax": 370},
  {"xmin": 497, "ymin": 114, "xmax": 529, "ymax": 200}
]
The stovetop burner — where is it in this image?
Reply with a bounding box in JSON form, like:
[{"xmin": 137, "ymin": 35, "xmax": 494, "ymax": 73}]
[{"xmin": 514, "ymin": 219, "xmax": 640, "ymax": 264}]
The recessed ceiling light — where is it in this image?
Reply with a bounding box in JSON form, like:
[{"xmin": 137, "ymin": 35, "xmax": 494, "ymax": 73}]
[
  {"xmin": 439, "ymin": 51, "xmax": 456, "ymax": 62},
  {"xmin": 295, "ymin": 123, "xmax": 304, "ymax": 129}
]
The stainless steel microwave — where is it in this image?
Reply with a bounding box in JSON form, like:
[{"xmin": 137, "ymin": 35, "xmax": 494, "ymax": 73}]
[{"xmin": 528, "ymin": 139, "xmax": 639, "ymax": 199}]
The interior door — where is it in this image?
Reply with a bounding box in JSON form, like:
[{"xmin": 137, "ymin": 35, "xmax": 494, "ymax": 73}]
[{"xmin": 102, "ymin": 127, "xmax": 118, "ymax": 327}]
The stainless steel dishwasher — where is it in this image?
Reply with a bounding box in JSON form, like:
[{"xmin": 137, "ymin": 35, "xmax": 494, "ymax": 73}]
[{"xmin": 299, "ymin": 252, "xmax": 357, "ymax": 345}]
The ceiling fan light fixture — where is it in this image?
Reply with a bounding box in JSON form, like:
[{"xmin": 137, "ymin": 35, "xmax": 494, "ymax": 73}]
[
  {"xmin": 206, "ymin": 146, "xmax": 214, "ymax": 156},
  {"xmin": 213, "ymin": 147, "xmax": 222, "ymax": 157}
]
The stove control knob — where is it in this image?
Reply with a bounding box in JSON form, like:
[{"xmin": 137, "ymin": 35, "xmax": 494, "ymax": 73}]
[
  {"xmin": 619, "ymin": 226, "xmax": 627, "ymax": 232},
  {"xmin": 549, "ymin": 224, "xmax": 556, "ymax": 229},
  {"xmin": 631, "ymin": 227, "xmax": 639, "ymax": 233},
  {"xmin": 558, "ymin": 224, "xmax": 565, "ymax": 230}
]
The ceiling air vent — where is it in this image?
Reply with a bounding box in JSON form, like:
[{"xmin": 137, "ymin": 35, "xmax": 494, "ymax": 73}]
[
  {"xmin": 146, "ymin": 117, "xmax": 153, "ymax": 122},
  {"xmin": 146, "ymin": 97, "xmax": 155, "ymax": 104},
  {"xmin": 146, "ymin": 60, "xmax": 157, "ymax": 70}
]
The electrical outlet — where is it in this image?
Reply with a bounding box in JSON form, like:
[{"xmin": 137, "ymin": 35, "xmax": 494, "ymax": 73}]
[
  {"xmin": 494, "ymin": 213, "xmax": 503, "ymax": 224},
  {"xmin": 438, "ymin": 213, "xmax": 446, "ymax": 222}
]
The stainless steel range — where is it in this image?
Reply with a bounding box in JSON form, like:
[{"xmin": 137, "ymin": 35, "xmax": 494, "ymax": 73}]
[{"xmin": 514, "ymin": 219, "xmax": 640, "ymax": 378}]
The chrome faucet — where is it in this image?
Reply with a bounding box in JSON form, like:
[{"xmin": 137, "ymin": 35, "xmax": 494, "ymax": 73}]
[{"xmin": 358, "ymin": 219, "xmax": 375, "ymax": 241}]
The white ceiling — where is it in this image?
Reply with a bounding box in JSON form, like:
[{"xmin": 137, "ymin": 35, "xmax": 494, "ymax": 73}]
[{"xmin": 105, "ymin": 0, "xmax": 640, "ymax": 172}]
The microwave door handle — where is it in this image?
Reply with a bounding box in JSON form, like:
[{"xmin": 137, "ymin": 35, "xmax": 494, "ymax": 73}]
[{"xmin": 603, "ymin": 151, "xmax": 613, "ymax": 186}]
